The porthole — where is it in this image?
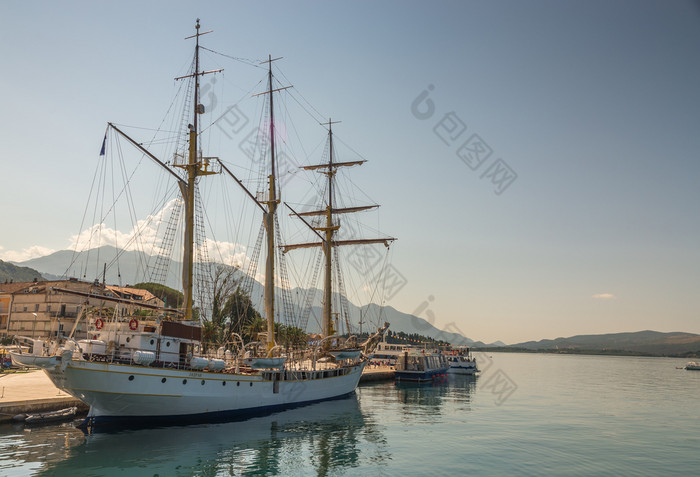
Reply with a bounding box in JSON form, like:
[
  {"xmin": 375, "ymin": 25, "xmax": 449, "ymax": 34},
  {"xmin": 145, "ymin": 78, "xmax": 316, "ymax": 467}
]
[
  {"xmin": 222, "ymin": 381, "xmax": 226, "ymax": 386},
  {"xmin": 150, "ymin": 339, "xmax": 155, "ymax": 345},
  {"xmin": 249, "ymin": 382, "xmax": 253, "ymax": 387},
  {"xmin": 237, "ymin": 382, "xmax": 240, "ymax": 387},
  {"xmin": 128, "ymin": 375, "xmax": 134, "ymax": 381},
  {"xmin": 201, "ymin": 380, "xmax": 205, "ymax": 385},
  {"xmin": 126, "ymin": 337, "xmax": 130, "ymax": 343},
  {"xmin": 183, "ymin": 379, "xmax": 187, "ymax": 384},
  {"xmin": 166, "ymin": 341, "xmax": 171, "ymax": 347},
  {"xmin": 161, "ymin": 378, "xmax": 167, "ymax": 383}
]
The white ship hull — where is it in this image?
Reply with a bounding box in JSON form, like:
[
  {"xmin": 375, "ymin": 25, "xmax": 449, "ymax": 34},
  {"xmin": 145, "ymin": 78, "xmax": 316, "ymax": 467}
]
[
  {"xmin": 446, "ymin": 364, "xmax": 478, "ymax": 375},
  {"xmin": 44, "ymin": 359, "xmax": 366, "ymax": 426}
]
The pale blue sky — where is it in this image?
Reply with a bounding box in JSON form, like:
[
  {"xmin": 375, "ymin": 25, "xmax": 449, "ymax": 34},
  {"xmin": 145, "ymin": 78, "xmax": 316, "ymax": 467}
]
[{"xmin": 1, "ymin": 1, "xmax": 698, "ymax": 344}]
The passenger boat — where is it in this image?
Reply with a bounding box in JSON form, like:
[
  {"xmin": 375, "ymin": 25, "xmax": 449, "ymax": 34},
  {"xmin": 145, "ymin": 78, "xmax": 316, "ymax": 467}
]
[
  {"xmin": 684, "ymin": 361, "xmax": 700, "ymax": 370},
  {"xmin": 28, "ymin": 19, "xmax": 394, "ymax": 428},
  {"xmin": 370, "ymin": 337, "xmax": 411, "ymax": 366},
  {"xmin": 394, "ymin": 350, "xmax": 449, "ymax": 382},
  {"xmin": 446, "ymin": 348, "xmax": 479, "ymax": 375}
]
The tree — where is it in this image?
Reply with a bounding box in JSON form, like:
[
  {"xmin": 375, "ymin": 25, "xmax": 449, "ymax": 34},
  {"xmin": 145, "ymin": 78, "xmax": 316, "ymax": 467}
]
[
  {"xmin": 203, "ymin": 265, "xmax": 265, "ymax": 346},
  {"xmin": 132, "ymin": 282, "xmax": 183, "ymax": 308},
  {"xmin": 243, "ymin": 316, "xmax": 267, "ymax": 342},
  {"xmin": 277, "ymin": 324, "xmax": 308, "ymax": 348}
]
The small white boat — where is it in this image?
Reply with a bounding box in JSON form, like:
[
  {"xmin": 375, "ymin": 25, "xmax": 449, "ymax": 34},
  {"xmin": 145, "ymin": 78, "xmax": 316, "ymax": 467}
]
[
  {"xmin": 684, "ymin": 361, "xmax": 700, "ymax": 370},
  {"xmin": 330, "ymin": 349, "xmax": 362, "ymax": 360},
  {"xmin": 243, "ymin": 357, "xmax": 287, "ymax": 370},
  {"xmin": 8, "ymin": 337, "xmax": 64, "ymax": 369}
]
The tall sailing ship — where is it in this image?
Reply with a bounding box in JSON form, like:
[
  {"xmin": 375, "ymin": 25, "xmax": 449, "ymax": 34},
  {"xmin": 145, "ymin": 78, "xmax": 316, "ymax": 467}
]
[{"xmin": 12, "ymin": 20, "xmax": 394, "ymax": 427}]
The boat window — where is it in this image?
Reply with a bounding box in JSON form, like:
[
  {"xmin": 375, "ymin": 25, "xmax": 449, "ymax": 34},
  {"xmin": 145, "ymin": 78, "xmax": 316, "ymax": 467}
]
[
  {"xmin": 128, "ymin": 375, "xmax": 134, "ymax": 381},
  {"xmin": 183, "ymin": 379, "xmax": 187, "ymax": 384},
  {"xmin": 161, "ymin": 378, "xmax": 166, "ymax": 383}
]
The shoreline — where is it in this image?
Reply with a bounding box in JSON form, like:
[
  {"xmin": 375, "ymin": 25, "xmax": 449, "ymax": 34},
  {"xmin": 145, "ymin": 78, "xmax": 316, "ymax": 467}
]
[{"xmin": 476, "ymin": 347, "xmax": 700, "ymax": 358}]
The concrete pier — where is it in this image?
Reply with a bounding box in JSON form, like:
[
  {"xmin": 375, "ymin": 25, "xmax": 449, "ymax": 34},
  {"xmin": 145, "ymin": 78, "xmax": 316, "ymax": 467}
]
[
  {"xmin": 0, "ymin": 371, "xmax": 86, "ymax": 422},
  {"xmin": 359, "ymin": 365, "xmax": 395, "ymax": 383}
]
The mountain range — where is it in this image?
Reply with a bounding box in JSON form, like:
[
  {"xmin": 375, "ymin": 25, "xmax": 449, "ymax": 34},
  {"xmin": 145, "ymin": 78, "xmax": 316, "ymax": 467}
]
[
  {"xmin": 11, "ymin": 248, "xmax": 699, "ymax": 356},
  {"xmin": 511, "ymin": 331, "xmax": 700, "ymax": 356},
  {"xmin": 12, "ymin": 246, "xmax": 498, "ymax": 346},
  {"xmin": 0, "ymin": 259, "xmax": 44, "ymax": 283}
]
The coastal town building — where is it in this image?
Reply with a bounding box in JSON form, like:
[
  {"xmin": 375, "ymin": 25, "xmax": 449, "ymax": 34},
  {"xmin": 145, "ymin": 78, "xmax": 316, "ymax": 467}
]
[{"xmin": 0, "ymin": 279, "xmax": 164, "ymax": 340}]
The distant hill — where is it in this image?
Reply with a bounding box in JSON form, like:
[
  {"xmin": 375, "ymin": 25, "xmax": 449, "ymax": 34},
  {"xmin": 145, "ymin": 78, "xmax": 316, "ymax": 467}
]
[
  {"xmin": 13, "ymin": 246, "xmax": 151, "ymax": 285},
  {"xmin": 15, "ymin": 247, "xmax": 495, "ymax": 346},
  {"xmin": 512, "ymin": 330, "xmax": 700, "ymax": 356},
  {"xmin": 0, "ymin": 260, "xmax": 44, "ymax": 283}
]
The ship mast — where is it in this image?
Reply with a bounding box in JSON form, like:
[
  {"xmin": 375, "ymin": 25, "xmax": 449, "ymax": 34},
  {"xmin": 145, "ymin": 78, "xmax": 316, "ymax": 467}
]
[
  {"xmin": 262, "ymin": 55, "xmax": 280, "ymax": 349},
  {"xmin": 321, "ymin": 120, "xmax": 340, "ymax": 337},
  {"xmin": 103, "ymin": 20, "xmax": 221, "ymax": 322},
  {"xmin": 282, "ymin": 122, "xmax": 396, "ymax": 339},
  {"xmin": 174, "ymin": 19, "xmax": 221, "ymax": 321}
]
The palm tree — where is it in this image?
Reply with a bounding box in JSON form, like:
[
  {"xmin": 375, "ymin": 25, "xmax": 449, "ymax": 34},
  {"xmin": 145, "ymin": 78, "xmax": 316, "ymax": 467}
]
[{"xmin": 243, "ymin": 316, "xmax": 267, "ymax": 342}]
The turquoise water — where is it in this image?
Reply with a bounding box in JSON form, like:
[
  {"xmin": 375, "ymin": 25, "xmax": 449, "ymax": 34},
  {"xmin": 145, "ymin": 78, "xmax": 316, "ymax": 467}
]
[{"xmin": 1, "ymin": 353, "xmax": 698, "ymax": 476}]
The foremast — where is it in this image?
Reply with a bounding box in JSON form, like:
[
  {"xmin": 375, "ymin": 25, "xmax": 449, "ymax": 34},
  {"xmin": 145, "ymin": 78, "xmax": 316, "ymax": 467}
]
[
  {"xmin": 282, "ymin": 121, "xmax": 396, "ymax": 339},
  {"xmin": 172, "ymin": 19, "xmax": 221, "ymax": 321}
]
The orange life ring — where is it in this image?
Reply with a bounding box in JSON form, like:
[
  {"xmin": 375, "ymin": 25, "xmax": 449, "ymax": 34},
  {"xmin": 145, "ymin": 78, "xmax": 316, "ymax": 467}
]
[
  {"xmin": 129, "ymin": 319, "xmax": 139, "ymax": 331},
  {"xmin": 95, "ymin": 318, "xmax": 104, "ymax": 330}
]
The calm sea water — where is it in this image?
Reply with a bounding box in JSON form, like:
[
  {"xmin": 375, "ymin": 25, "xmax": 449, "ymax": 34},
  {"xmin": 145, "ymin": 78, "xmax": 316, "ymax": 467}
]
[{"xmin": 1, "ymin": 352, "xmax": 699, "ymax": 476}]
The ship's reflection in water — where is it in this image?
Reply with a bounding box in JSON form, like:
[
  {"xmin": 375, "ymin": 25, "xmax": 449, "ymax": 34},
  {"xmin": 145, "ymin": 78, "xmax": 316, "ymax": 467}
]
[
  {"xmin": 5, "ymin": 394, "xmax": 384, "ymax": 476},
  {"xmin": 386, "ymin": 374, "xmax": 478, "ymax": 424}
]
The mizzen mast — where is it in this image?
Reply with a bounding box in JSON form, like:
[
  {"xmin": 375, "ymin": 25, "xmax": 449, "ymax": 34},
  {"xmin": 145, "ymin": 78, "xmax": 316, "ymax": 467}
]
[{"xmin": 282, "ymin": 120, "xmax": 396, "ymax": 339}]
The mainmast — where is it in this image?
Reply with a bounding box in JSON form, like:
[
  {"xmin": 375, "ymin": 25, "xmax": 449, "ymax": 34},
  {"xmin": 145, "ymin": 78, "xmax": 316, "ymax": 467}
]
[{"xmin": 262, "ymin": 55, "xmax": 280, "ymax": 349}]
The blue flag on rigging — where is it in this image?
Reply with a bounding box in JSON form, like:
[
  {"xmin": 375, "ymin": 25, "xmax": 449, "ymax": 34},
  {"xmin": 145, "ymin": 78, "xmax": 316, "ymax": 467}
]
[{"xmin": 99, "ymin": 133, "xmax": 106, "ymax": 156}]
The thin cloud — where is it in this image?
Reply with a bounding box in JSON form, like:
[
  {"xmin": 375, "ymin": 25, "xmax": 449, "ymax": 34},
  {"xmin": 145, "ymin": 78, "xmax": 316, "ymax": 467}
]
[
  {"xmin": 0, "ymin": 245, "xmax": 56, "ymax": 262},
  {"xmin": 592, "ymin": 293, "xmax": 616, "ymax": 299},
  {"xmin": 1, "ymin": 199, "xmax": 252, "ymax": 269}
]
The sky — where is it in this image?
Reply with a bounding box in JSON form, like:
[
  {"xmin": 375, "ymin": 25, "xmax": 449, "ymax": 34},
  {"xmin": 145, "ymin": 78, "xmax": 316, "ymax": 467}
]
[{"xmin": 1, "ymin": 0, "xmax": 699, "ymax": 344}]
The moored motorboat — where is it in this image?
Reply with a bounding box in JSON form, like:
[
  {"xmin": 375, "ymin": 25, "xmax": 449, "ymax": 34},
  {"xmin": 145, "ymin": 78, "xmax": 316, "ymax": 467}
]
[
  {"xmin": 395, "ymin": 350, "xmax": 448, "ymax": 382},
  {"xmin": 446, "ymin": 348, "xmax": 479, "ymax": 375}
]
